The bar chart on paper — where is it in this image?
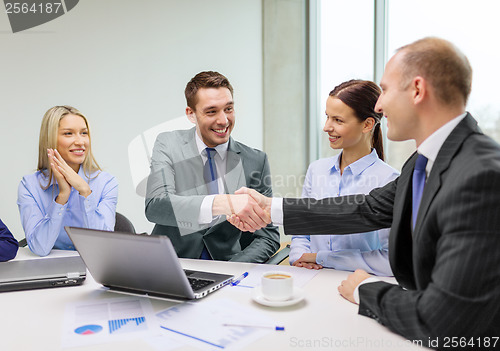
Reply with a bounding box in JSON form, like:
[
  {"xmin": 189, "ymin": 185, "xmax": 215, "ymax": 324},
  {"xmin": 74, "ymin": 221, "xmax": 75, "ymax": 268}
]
[
  {"xmin": 109, "ymin": 317, "xmax": 147, "ymax": 334},
  {"xmin": 63, "ymin": 297, "xmax": 159, "ymax": 348}
]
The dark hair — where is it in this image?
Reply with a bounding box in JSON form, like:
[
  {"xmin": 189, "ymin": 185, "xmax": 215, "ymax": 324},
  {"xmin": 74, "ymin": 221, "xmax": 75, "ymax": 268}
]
[
  {"xmin": 397, "ymin": 37, "xmax": 472, "ymax": 106},
  {"xmin": 184, "ymin": 71, "xmax": 234, "ymax": 110},
  {"xmin": 329, "ymin": 79, "xmax": 384, "ymax": 161}
]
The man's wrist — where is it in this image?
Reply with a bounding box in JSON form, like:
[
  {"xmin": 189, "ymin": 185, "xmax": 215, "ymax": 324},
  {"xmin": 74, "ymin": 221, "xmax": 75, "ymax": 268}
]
[
  {"xmin": 353, "ymin": 277, "xmax": 380, "ymax": 304},
  {"xmin": 212, "ymin": 195, "xmax": 230, "ymax": 216},
  {"xmin": 199, "ymin": 195, "xmax": 217, "ymax": 224},
  {"xmin": 270, "ymin": 197, "xmax": 284, "ymax": 225}
]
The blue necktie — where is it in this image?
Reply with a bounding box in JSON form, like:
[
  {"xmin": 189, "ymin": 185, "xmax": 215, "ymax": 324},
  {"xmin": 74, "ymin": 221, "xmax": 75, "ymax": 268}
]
[
  {"xmin": 203, "ymin": 147, "xmax": 219, "ymax": 195},
  {"xmin": 200, "ymin": 147, "xmax": 218, "ymax": 260},
  {"xmin": 412, "ymin": 154, "xmax": 428, "ymax": 230}
]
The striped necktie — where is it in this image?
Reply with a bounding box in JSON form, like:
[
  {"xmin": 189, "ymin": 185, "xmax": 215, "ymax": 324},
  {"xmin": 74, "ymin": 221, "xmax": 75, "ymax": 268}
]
[{"xmin": 412, "ymin": 153, "xmax": 428, "ymax": 230}]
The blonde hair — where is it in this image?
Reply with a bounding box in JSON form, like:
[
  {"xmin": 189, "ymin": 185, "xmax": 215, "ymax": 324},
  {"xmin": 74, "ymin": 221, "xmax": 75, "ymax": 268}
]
[{"xmin": 37, "ymin": 105, "xmax": 101, "ymax": 188}]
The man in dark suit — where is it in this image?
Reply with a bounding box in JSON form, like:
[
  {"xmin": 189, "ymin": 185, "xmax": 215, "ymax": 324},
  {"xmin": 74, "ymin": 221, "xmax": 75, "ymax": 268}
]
[
  {"xmin": 0, "ymin": 219, "xmax": 18, "ymax": 261},
  {"xmin": 229, "ymin": 38, "xmax": 500, "ymax": 348},
  {"xmin": 145, "ymin": 71, "xmax": 279, "ymax": 262}
]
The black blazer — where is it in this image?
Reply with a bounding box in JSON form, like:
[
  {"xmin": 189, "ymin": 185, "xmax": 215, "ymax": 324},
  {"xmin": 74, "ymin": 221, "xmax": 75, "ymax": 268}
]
[{"xmin": 283, "ymin": 114, "xmax": 500, "ymax": 348}]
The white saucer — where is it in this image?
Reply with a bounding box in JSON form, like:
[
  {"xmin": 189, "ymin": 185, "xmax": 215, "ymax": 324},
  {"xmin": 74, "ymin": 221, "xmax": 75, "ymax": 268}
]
[{"xmin": 252, "ymin": 287, "xmax": 305, "ymax": 307}]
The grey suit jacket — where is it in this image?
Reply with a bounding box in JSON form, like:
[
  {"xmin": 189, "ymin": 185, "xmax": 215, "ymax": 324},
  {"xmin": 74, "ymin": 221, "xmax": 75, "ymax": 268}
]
[
  {"xmin": 145, "ymin": 128, "xmax": 280, "ymax": 262},
  {"xmin": 283, "ymin": 114, "xmax": 500, "ymax": 349}
]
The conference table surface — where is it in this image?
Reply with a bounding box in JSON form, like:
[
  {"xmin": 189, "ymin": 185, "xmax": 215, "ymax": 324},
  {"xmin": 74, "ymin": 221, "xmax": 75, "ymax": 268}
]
[{"xmin": 2, "ymin": 248, "xmax": 424, "ymax": 351}]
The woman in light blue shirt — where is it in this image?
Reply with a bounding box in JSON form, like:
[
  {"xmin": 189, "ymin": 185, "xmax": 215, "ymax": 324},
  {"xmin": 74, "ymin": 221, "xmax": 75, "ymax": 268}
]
[
  {"xmin": 18, "ymin": 106, "xmax": 118, "ymax": 256},
  {"xmin": 289, "ymin": 80, "xmax": 398, "ymax": 276}
]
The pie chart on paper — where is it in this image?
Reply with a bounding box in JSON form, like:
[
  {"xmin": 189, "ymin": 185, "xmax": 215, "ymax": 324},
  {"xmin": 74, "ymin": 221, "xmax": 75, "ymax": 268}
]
[{"xmin": 74, "ymin": 324, "xmax": 103, "ymax": 335}]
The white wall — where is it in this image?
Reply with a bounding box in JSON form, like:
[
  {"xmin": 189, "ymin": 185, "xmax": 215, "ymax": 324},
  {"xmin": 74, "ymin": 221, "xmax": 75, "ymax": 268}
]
[{"xmin": 0, "ymin": 0, "xmax": 263, "ymax": 238}]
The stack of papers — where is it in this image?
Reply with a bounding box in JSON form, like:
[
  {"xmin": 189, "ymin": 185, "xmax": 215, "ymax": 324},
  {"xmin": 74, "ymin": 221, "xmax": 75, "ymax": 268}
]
[
  {"xmin": 156, "ymin": 299, "xmax": 281, "ymax": 350},
  {"xmin": 62, "ymin": 296, "xmax": 281, "ymax": 350},
  {"xmin": 61, "ymin": 297, "xmax": 161, "ymax": 348}
]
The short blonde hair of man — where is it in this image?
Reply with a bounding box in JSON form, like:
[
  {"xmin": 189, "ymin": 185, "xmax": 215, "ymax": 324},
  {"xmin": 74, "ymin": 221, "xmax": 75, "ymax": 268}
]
[{"xmin": 37, "ymin": 105, "xmax": 101, "ymax": 189}]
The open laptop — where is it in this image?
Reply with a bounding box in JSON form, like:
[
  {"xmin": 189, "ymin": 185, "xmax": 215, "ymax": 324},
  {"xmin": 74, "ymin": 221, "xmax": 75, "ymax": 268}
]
[
  {"xmin": 65, "ymin": 226, "xmax": 234, "ymax": 300},
  {"xmin": 0, "ymin": 256, "xmax": 86, "ymax": 292}
]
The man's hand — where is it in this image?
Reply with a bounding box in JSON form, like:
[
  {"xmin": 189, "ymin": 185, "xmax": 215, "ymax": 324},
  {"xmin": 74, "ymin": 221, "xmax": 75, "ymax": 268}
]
[
  {"xmin": 292, "ymin": 253, "xmax": 323, "ymax": 270},
  {"xmin": 226, "ymin": 187, "xmax": 272, "ymax": 232},
  {"xmin": 213, "ymin": 193, "xmax": 271, "ymax": 232},
  {"xmin": 235, "ymin": 187, "xmax": 272, "ymax": 211},
  {"xmin": 338, "ymin": 269, "xmax": 370, "ymax": 304}
]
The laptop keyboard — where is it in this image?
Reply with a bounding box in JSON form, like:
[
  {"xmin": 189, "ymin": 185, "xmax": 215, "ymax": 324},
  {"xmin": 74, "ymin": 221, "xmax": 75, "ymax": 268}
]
[{"xmin": 188, "ymin": 277, "xmax": 214, "ymax": 291}]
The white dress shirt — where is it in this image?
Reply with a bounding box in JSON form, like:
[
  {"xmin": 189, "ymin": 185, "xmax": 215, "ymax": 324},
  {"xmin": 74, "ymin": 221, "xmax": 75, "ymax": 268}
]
[{"xmin": 195, "ymin": 131, "xmax": 229, "ymax": 224}]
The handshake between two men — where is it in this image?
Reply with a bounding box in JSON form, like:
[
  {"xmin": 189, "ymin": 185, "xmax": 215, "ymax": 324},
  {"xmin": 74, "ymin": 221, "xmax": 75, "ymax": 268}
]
[
  {"xmin": 212, "ymin": 186, "xmax": 369, "ymax": 304},
  {"xmin": 212, "ymin": 187, "xmax": 272, "ymax": 232}
]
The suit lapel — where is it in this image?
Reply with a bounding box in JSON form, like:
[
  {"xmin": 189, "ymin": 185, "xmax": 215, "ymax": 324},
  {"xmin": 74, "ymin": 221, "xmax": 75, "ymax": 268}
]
[
  {"xmin": 180, "ymin": 128, "xmax": 207, "ymax": 196},
  {"xmin": 223, "ymin": 138, "xmax": 245, "ymax": 193},
  {"xmin": 414, "ymin": 113, "xmax": 479, "ymax": 235},
  {"xmin": 390, "ymin": 154, "xmax": 416, "ymax": 288}
]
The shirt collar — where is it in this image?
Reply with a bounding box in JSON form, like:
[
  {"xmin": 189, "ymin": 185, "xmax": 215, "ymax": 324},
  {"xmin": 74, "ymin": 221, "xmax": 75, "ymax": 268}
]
[
  {"xmin": 194, "ymin": 130, "xmax": 229, "ymax": 161},
  {"xmin": 417, "ymin": 113, "xmax": 467, "ymax": 164},
  {"xmin": 330, "ymin": 149, "xmax": 379, "ymax": 176},
  {"xmin": 331, "ymin": 153, "xmax": 341, "ymax": 173}
]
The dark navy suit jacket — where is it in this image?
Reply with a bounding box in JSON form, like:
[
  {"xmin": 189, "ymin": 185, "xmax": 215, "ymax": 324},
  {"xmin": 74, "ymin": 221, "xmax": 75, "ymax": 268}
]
[{"xmin": 0, "ymin": 219, "xmax": 19, "ymax": 261}]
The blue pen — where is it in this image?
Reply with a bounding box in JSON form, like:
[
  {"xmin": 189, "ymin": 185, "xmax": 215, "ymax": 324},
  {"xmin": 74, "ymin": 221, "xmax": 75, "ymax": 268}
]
[
  {"xmin": 231, "ymin": 272, "xmax": 249, "ymax": 286},
  {"xmin": 222, "ymin": 323, "xmax": 285, "ymax": 331}
]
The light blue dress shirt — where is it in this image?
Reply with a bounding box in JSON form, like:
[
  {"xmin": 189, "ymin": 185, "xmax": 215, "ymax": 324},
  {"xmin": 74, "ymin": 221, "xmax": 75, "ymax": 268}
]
[
  {"xmin": 289, "ymin": 149, "xmax": 399, "ymax": 276},
  {"xmin": 17, "ymin": 168, "xmax": 118, "ymax": 256}
]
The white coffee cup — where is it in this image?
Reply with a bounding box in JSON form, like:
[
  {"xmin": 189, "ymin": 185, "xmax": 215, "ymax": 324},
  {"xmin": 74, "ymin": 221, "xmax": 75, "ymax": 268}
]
[{"xmin": 261, "ymin": 271, "xmax": 294, "ymax": 301}]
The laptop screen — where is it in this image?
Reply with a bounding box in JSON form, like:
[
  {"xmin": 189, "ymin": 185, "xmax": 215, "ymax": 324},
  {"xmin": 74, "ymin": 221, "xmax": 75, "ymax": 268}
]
[{"xmin": 65, "ymin": 227, "xmax": 233, "ymax": 299}]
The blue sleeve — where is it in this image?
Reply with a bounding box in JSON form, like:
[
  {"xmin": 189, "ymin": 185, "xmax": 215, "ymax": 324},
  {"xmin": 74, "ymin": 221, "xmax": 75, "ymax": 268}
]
[
  {"xmin": 289, "ymin": 235, "xmax": 312, "ymax": 264},
  {"xmin": 312, "ymin": 164, "xmax": 398, "ymax": 276},
  {"xmin": 79, "ymin": 174, "xmax": 118, "ymax": 231},
  {"xmin": 17, "ymin": 177, "xmax": 67, "ymax": 257},
  {"xmin": 0, "ymin": 219, "xmax": 19, "ymax": 261},
  {"xmin": 315, "ymin": 228, "xmax": 393, "ymax": 276}
]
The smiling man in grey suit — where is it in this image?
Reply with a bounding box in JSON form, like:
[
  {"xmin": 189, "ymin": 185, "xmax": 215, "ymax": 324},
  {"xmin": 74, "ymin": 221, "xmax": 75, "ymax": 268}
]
[
  {"xmin": 145, "ymin": 71, "xmax": 279, "ymax": 262},
  {"xmin": 230, "ymin": 38, "xmax": 500, "ymax": 349}
]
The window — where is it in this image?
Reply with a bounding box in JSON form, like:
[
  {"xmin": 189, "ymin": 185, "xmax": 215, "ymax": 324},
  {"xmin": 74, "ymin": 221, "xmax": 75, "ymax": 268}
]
[
  {"xmin": 314, "ymin": 0, "xmax": 500, "ymax": 170},
  {"xmin": 386, "ymin": 0, "xmax": 500, "ymax": 168},
  {"xmin": 317, "ymin": 0, "xmax": 374, "ymax": 159}
]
